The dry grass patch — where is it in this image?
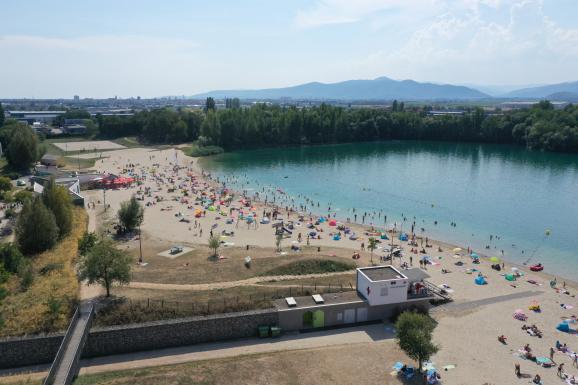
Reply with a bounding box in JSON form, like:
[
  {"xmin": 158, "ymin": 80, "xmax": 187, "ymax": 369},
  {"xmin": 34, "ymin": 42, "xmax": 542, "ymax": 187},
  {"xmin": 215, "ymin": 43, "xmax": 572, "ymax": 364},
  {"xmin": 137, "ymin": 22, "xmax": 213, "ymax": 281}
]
[
  {"xmin": 129, "ymin": 244, "xmax": 358, "ymax": 285},
  {"xmin": 0, "ymin": 208, "xmax": 86, "ymax": 337},
  {"xmin": 72, "ymin": 342, "xmax": 414, "ymax": 385}
]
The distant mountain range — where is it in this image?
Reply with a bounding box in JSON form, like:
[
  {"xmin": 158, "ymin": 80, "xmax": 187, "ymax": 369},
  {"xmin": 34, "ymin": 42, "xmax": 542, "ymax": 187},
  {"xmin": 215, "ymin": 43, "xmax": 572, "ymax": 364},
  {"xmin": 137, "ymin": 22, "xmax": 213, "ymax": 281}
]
[
  {"xmin": 502, "ymin": 81, "xmax": 578, "ymax": 99},
  {"xmin": 192, "ymin": 77, "xmax": 578, "ymax": 102},
  {"xmin": 193, "ymin": 76, "xmax": 489, "ymax": 101}
]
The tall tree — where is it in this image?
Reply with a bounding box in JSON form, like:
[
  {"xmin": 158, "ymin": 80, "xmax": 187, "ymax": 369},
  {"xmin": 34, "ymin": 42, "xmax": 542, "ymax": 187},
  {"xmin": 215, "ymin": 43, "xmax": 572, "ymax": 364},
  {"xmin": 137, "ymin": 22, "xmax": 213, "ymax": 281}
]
[
  {"xmin": 0, "ymin": 103, "xmax": 4, "ymax": 128},
  {"xmin": 6, "ymin": 125, "xmax": 39, "ymax": 170},
  {"xmin": 395, "ymin": 311, "xmax": 439, "ymax": 373},
  {"xmin": 367, "ymin": 237, "xmax": 378, "ymax": 264},
  {"xmin": 117, "ymin": 196, "xmax": 144, "ymax": 233},
  {"xmin": 16, "ymin": 198, "xmax": 59, "ymax": 255},
  {"xmin": 42, "ymin": 177, "xmax": 73, "ymax": 238},
  {"xmin": 205, "ymin": 97, "xmax": 216, "ymax": 111},
  {"xmin": 208, "ymin": 235, "xmax": 220, "ymax": 257},
  {"xmin": 78, "ymin": 238, "xmax": 132, "ymax": 297}
]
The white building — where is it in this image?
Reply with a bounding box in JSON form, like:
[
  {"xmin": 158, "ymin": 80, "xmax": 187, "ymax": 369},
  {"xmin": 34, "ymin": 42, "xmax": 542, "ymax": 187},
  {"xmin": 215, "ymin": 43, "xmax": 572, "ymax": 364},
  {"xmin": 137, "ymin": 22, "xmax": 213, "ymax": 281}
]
[{"xmin": 356, "ymin": 265, "xmax": 410, "ymax": 306}]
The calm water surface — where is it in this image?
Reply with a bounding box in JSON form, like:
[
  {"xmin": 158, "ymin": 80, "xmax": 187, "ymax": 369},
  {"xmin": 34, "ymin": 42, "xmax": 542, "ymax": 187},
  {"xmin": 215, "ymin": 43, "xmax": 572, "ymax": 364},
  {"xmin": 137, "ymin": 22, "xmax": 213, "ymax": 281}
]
[{"xmin": 201, "ymin": 141, "xmax": 578, "ymax": 279}]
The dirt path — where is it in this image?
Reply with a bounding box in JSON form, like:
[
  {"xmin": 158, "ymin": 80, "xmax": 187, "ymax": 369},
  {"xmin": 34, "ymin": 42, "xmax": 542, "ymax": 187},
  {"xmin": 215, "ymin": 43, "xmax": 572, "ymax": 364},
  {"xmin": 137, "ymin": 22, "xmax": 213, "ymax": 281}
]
[{"xmin": 127, "ymin": 270, "xmax": 356, "ymax": 291}]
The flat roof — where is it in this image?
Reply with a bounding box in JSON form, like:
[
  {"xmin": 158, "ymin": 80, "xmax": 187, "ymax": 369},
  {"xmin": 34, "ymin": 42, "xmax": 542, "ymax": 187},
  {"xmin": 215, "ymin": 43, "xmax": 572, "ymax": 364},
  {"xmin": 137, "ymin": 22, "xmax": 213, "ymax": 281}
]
[
  {"xmin": 402, "ymin": 268, "xmax": 431, "ymax": 283},
  {"xmin": 274, "ymin": 291, "xmax": 364, "ymax": 310},
  {"xmin": 358, "ymin": 265, "xmax": 406, "ymax": 282}
]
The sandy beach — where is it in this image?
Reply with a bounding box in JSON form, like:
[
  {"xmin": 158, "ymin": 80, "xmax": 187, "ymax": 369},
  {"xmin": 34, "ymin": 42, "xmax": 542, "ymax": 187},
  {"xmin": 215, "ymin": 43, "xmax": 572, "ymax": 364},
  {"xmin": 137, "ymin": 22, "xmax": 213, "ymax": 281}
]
[{"xmin": 81, "ymin": 147, "xmax": 578, "ymax": 385}]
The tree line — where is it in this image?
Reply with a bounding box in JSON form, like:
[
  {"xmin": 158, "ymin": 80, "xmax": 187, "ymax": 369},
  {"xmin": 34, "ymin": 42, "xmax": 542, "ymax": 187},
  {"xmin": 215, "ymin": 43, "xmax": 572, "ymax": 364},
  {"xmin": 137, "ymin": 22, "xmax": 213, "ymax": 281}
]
[{"xmin": 95, "ymin": 100, "xmax": 578, "ymax": 153}]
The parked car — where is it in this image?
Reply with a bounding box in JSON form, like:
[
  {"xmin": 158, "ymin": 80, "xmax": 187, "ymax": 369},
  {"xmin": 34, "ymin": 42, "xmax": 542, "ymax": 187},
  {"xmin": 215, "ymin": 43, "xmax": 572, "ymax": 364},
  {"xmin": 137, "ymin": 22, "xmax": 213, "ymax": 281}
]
[{"xmin": 170, "ymin": 245, "xmax": 183, "ymax": 254}]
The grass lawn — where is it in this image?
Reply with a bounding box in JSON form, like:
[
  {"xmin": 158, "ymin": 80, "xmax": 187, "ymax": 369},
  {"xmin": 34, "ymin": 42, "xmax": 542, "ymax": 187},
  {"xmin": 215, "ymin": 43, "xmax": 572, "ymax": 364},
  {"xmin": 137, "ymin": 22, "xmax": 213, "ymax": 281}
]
[
  {"xmin": 129, "ymin": 243, "xmax": 359, "ymax": 285},
  {"xmin": 257, "ymin": 272, "xmax": 357, "ymax": 290},
  {"xmin": 0, "ymin": 208, "xmax": 87, "ymax": 337}
]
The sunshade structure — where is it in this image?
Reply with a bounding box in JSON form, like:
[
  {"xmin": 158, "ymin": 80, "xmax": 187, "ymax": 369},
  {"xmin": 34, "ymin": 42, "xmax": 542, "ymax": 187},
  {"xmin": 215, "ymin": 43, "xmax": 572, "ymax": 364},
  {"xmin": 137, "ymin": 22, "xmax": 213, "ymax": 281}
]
[
  {"xmin": 489, "ymin": 256, "xmax": 500, "ymax": 263},
  {"xmin": 453, "ymin": 247, "xmax": 462, "ymax": 253}
]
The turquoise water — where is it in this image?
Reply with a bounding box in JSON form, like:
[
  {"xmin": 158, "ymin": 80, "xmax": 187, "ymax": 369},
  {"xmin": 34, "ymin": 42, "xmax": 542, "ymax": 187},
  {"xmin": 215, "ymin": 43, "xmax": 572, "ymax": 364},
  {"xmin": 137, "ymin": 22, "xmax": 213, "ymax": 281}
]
[{"xmin": 201, "ymin": 141, "xmax": 578, "ymax": 279}]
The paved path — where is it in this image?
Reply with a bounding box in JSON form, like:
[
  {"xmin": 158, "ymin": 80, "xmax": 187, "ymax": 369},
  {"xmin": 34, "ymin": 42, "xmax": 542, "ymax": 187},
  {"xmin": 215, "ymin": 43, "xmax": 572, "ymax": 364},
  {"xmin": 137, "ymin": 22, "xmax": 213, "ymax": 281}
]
[
  {"xmin": 78, "ymin": 323, "xmax": 394, "ymax": 376},
  {"xmin": 128, "ymin": 271, "xmax": 355, "ymax": 291},
  {"xmin": 0, "ymin": 324, "xmax": 393, "ymax": 383},
  {"xmin": 432, "ymin": 290, "xmax": 544, "ymax": 314}
]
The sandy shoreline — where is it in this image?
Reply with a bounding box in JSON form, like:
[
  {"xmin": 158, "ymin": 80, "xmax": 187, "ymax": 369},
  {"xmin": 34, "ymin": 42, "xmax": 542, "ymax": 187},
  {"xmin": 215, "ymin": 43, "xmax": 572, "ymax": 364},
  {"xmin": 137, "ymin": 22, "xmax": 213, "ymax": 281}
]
[{"xmin": 79, "ymin": 147, "xmax": 578, "ymax": 384}]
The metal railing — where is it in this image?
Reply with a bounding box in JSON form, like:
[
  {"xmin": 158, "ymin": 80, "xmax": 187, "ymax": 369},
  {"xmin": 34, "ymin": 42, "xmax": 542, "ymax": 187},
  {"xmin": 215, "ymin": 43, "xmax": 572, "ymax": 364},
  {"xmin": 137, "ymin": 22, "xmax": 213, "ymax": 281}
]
[
  {"xmin": 42, "ymin": 307, "xmax": 79, "ymax": 385},
  {"xmin": 43, "ymin": 303, "xmax": 95, "ymax": 385}
]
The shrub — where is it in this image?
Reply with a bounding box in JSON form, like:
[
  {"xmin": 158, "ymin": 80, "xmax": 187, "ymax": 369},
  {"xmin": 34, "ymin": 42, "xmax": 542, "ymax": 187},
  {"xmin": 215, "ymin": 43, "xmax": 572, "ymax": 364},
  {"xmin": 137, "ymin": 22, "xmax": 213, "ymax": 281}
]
[
  {"xmin": 263, "ymin": 259, "xmax": 355, "ymax": 276},
  {"xmin": 0, "ymin": 243, "xmax": 25, "ymax": 274}
]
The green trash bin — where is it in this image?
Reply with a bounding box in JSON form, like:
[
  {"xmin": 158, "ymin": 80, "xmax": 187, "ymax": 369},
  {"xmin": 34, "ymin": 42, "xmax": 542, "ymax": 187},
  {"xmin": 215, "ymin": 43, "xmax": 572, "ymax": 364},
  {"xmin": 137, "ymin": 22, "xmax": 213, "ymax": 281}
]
[
  {"xmin": 258, "ymin": 325, "xmax": 270, "ymax": 338},
  {"xmin": 270, "ymin": 326, "xmax": 281, "ymax": 338}
]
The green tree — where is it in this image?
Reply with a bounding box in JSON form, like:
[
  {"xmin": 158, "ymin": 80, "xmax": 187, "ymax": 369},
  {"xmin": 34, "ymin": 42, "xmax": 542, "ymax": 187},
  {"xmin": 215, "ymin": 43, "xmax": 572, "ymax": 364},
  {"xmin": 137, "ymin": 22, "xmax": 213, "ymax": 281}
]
[
  {"xmin": 16, "ymin": 198, "xmax": 59, "ymax": 255},
  {"xmin": 0, "ymin": 103, "xmax": 4, "ymax": 127},
  {"xmin": 42, "ymin": 177, "xmax": 73, "ymax": 238},
  {"xmin": 395, "ymin": 311, "xmax": 439, "ymax": 372},
  {"xmin": 78, "ymin": 238, "xmax": 132, "ymax": 297},
  {"xmin": 367, "ymin": 237, "xmax": 378, "ymax": 264},
  {"xmin": 0, "ymin": 243, "xmax": 25, "ymax": 274},
  {"xmin": 13, "ymin": 190, "xmax": 33, "ymax": 204},
  {"xmin": 78, "ymin": 232, "xmax": 98, "ymax": 256},
  {"xmin": 205, "ymin": 97, "xmax": 216, "ymax": 111},
  {"xmin": 0, "ymin": 177, "xmax": 12, "ymax": 192},
  {"xmin": 6, "ymin": 125, "xmax": 39, "ymax": 170},
  {"xmin": 117, "ymin": 196, "xmax": 144, "ymax": 233},
  {"xmin": 208, "ymin": 235, "xmax": 220, "ymax": 257}
]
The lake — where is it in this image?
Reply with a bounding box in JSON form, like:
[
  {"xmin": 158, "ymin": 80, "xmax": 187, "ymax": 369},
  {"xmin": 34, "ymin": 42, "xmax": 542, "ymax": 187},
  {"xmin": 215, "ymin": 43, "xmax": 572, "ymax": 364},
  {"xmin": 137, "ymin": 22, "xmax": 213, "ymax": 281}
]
[{"xmin": 201, "ymin": 141, "xmax": 578, "ymax": 280}]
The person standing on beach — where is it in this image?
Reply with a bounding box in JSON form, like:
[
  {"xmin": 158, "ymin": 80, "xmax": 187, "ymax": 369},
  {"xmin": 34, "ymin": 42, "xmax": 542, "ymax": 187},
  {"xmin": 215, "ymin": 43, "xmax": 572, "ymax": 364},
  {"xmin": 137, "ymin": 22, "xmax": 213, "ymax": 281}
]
[{"xmin": 558, "ymin": 363, "xmax": 565, "ymax": 377}]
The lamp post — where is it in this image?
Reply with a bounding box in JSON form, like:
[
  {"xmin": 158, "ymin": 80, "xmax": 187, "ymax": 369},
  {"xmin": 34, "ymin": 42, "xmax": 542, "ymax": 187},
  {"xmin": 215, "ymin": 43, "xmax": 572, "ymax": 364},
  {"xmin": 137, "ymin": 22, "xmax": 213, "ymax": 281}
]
[{"xmin": 138, "ymin": 224, "xmax": 143, "ymax": 264}]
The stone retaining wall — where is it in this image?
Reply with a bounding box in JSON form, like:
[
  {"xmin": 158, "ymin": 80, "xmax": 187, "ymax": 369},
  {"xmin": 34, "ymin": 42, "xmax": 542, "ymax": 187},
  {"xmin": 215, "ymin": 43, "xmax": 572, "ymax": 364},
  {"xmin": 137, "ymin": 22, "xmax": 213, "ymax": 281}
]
[
  {"xmin": 0, "ymin": 309, "xmax": 279, "ymax": 369},
  {"xmin": 83, "ymin": 309, "xmax": 278, "ymax": 357}
]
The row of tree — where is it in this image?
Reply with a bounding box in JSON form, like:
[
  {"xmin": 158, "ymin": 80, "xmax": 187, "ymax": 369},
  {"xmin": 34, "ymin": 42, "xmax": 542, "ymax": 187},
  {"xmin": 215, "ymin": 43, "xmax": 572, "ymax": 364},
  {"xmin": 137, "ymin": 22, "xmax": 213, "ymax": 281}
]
[{"xmin": 95, "ymin": 101, "xmax": 578, "ymax": 153}]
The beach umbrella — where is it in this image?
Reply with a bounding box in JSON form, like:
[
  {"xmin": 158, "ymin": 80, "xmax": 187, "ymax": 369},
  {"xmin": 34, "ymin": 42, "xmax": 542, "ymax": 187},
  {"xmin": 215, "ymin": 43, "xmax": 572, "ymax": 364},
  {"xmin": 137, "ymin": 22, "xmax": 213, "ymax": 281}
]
[
  {"xmin": 490, "ymin": 256, "xmax": 500, "ymax": 263},
  {"xmin": 470, "ymin": 252, "xmax": 480, "ymax": 259},
  {"xmin": 453, "ymin": 247, "xmax": 462, "ymax": 253}
]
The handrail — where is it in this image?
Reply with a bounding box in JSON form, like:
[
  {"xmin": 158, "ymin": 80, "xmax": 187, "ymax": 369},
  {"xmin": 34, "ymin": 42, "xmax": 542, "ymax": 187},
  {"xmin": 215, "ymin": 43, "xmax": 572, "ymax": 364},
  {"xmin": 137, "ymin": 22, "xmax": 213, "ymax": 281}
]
[
  {"xmin": 42, "ymin": 306, "xmax": 80, "ymax": 385},
  {"xmin": 63, "ymin": 303, "xmax": 94, "ymax": 385},
  {"xmin": 424, "ymin": 280, "xmax": 452, "ymax": 301}
]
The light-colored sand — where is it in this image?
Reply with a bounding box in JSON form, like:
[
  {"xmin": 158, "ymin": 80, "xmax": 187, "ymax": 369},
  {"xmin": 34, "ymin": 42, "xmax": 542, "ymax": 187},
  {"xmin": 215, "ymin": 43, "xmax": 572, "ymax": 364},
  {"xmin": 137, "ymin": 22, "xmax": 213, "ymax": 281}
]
[
  {"xmin": 53, "ymin": 140, "xmax": 126, "ymax": 152},
  {"xmin": 80, "ymin": 147, "xmax": 578, "ymax": 385}
]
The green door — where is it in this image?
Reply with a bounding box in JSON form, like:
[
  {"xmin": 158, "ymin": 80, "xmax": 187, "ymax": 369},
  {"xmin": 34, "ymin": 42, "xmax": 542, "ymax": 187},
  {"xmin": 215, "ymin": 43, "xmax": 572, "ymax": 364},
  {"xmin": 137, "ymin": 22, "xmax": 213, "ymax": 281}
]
[
  {"xmin": 312, "ymin": 310, "xmax": 325, "ymax": 328},
  {"xmin": 303, "ymin": 311, "xmax": 313, "ymax": 328}
]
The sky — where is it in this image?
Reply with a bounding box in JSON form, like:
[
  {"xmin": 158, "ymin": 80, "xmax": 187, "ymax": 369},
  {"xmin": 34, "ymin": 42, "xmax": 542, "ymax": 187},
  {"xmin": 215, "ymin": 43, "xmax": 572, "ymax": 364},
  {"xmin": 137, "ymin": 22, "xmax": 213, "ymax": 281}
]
[{"xmin": 0, "ymin": 0, "xmax": 577, "ymax": 98}]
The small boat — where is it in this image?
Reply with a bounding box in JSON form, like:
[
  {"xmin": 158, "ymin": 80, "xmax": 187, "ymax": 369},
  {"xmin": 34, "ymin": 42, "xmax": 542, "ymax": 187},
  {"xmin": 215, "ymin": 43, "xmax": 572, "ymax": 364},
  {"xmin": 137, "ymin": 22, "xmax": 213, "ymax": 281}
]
[{"xmin": 530, "ymin": 263, "xmax": 544, "ymax": 272}]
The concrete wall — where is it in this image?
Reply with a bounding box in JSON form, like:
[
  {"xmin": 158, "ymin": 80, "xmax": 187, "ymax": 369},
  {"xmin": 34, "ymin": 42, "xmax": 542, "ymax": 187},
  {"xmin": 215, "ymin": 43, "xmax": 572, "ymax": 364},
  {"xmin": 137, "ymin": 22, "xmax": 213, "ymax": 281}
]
[
  {"xmin": 0, "ymin": 309, "xmax": 278, "ymax": 369},
  {"xmin": 278, "ymin": 299, "xmax": 430, "ymax": 331}
]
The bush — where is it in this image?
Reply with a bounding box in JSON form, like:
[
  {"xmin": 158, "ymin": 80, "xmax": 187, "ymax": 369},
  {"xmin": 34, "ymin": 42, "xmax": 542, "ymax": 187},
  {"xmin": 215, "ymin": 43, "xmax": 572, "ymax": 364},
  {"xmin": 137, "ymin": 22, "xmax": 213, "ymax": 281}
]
[
  {"xmin": 0, "ymin": 243, "xmax": 25, "ymax": 274},
  {"xmin": 184, "ymin": 145, "xmax": 224, "ymax": 157},
  {"xmin": 0, "ymin": 176, "xmax": 12, "ymax": 192},
  {"xmin": 13, "ymin": 190, "xmax": 33, "ymax": 204},
  {"xmin": 263, "ymin": 259, "xmax": 356, "ymax": 276},
  {"xmin": 4, "ymin": 207, "xmax": 15, "ymax": 219}
]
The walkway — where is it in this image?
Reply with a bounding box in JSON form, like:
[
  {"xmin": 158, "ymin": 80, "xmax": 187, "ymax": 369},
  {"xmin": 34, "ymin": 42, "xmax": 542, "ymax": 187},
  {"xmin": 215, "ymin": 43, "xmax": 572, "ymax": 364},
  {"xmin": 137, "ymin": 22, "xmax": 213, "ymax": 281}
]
[
  {"xmin": 432, "ymin": 290, "xmax": 543, "ymax": 314},
  {"xmin": 0, "ymin": 324, "xmax": 393, "ymax": 384},
  {"xmin": 47, "ymin": 303, "xmax": 94, "ymax": 385}
]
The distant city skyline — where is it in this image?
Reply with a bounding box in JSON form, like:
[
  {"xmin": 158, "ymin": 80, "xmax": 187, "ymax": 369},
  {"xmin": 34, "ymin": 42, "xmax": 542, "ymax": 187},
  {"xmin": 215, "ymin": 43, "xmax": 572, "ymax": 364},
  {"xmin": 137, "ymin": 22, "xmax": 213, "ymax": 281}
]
[{"xmin": 1, "ymin": 0, "xmax": 577, "ymax": 98}]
